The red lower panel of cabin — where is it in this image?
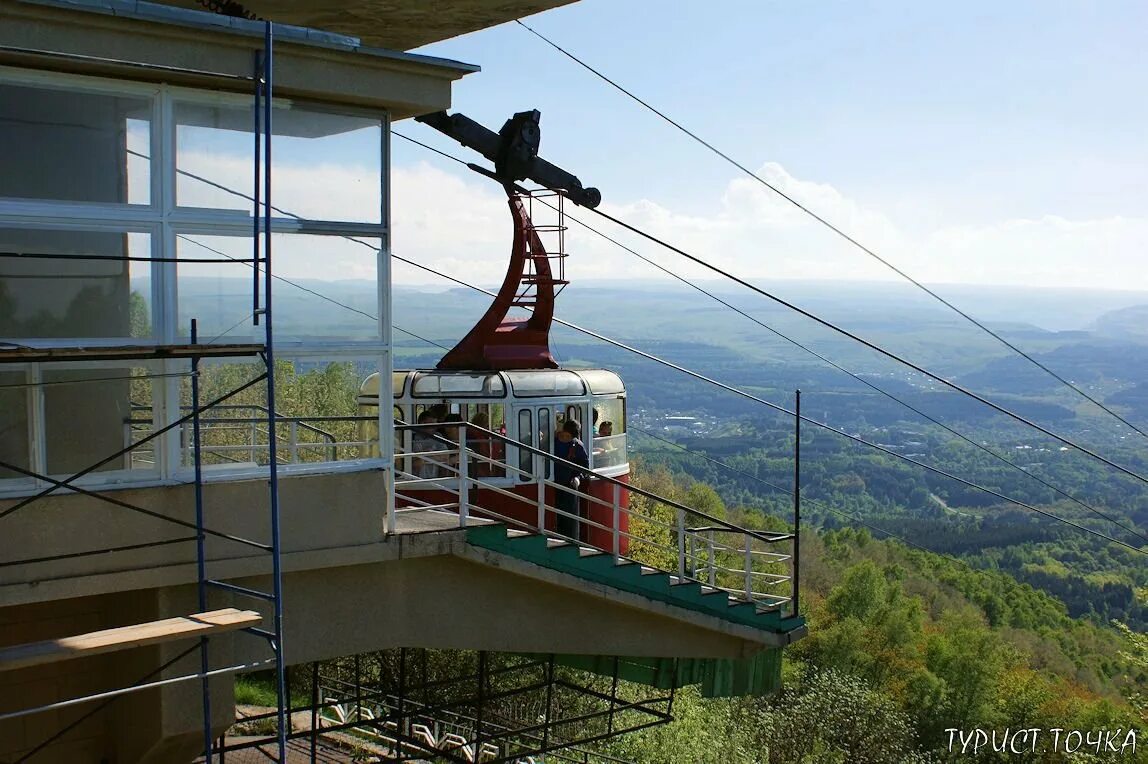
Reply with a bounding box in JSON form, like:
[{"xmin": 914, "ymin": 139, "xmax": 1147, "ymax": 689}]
[{"xmin": 398, "ymin": 474, "xmax": 631, "ymax": 554}]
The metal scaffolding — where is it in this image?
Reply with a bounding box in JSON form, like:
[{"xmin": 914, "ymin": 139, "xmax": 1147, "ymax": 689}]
[
  {"xmin": 0, "ymin": 23, "xmax": 289, "ymax": 763},
  {"xmin": 212, "ymin": 648, "xmax": 670, "ymax": 764}
]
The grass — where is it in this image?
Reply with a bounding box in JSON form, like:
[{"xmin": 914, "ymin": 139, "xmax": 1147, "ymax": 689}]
[{"xmin": 234, "ymin": 670, "xmax": 309, "ymax": 708}]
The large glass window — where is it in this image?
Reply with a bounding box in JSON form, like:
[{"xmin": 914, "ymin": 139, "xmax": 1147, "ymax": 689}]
[{"xmin": 0, "ymin": 69, "xmax": 390, "ymax": 492}]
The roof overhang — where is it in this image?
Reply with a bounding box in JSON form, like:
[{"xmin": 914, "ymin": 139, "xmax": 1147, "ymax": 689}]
[
  {"xmin": 157, "ymin": 0, "xmax": 578, "ymax": 50},
  {"xmin": 2, "ymin": 0, "xmax": 480, "ymax": 119}
]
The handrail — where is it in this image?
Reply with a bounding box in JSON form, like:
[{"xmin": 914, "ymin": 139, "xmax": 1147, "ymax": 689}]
[
  {"xmin": 393, "ymin": 421, "xmax": 796, "ymax": 612},
  {"xmin": 131, "ymin": 405, "xmax": 342, "ymax": 447},
  {"xmin": 396, "ymin": 421, "xmax": 791, "ymax": 548}
]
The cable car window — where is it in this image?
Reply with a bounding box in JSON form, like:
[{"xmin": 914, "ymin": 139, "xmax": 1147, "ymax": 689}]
[
  {"xmin": 356, "ymin": 372, "xmax": 398, "ymax": 406},
  {"xmin": 505, "ymin": 370, "xmax": 586, "ymax": 398},
  {"xmin": 518, "ymin": 409, "xmax": 533, "ymax": 481},
  {"xmin": 592, "ymin": 398, "xmax": 626, "ymax": 436},
  {"xmin": 411, "ymin": 372, "xmax": 505, "ymax": 398},
  {"xmin": 578, "ymin": 369, "xmax": 625, "ymax": 395},
  {"xmin": 355, "ymin": 401, "xmax": 382, "ymax": 458},
  {"xmin": 592, "ymin": 396, "xmax": 627, "ymax": 471},
  {"xmin": 464, "ymin": 403, "xmax": 506, "ymax": 479},
  {"xmin": 538, "ymin": 407, "xmax": 551, "ymax": 480}
]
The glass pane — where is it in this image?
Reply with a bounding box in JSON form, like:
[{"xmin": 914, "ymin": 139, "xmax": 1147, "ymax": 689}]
[
  {"xmin": 592, "ymin": 434, "xmax": 628, "ymax": 471},
  {"xmin": 0, "ymin": 82, "xmax": 151, "ymax": 205},
  {"xmin": 411, "ymin": 372, "xmax": 505, "ymax": 398},
  {"xmin": 579, "ymin": 369, "xmax": 625, "ymax": 395},
  {"xmin": 274, "ymin": 357, "xmax": 371, "ymax": 464},
  {"xmin": 271, "ymin": 234, "xmax": 380, "ymax": 339},
  {"xmin": 180, "ymin": 359, "xmax": 268, "ymax": 468},
  {"xmin": 181, "ymin": 356, "xmax": 374, "ymax": 468},
  {"xmin": 0, "ymin": 371, "xmax": 31, "ymax": 482},
  {"xmin": 175, "ymin": 101, "xmax": 382, "ymax": 222},
  {"xmin": 538, "ymin": 407, "xmax": 550, "ymax": 480},
  {"xmin": 176, "ymin": 232, "xmax": 381, "ymax": 341},
  {"xmin": 44, "ymin": 367, "xmax": 153, "ymax": 476},
  {"xmin": 506, "ymin": 370, "xmax": 586, "ymax": 398},
  {"xmin": 174, "ymin": 234, "xmax": 257, "ymax": 343},
  {"xmin": 518, "ymin": 408, "xmax": 532, "ymax": 480},
  {"xmin": 592, "ymin": 397, "xmax": 626, "ymax": 437},
  {"xmin": 0, "ymin": 229, "xmax": 152, "ymax": 340}
]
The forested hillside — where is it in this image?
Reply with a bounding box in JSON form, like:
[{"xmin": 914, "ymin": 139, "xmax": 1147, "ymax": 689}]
[{"xmin": 602, "ymin": 468, "xmax": 1147, "ymax": 763}]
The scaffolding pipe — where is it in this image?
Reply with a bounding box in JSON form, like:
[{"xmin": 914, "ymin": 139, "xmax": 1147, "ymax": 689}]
[
  {"xmin": 191, "ymin": 319, "xmax": 213, "ymax": 762},
  {"xmin": 259, "ymin": 20, "xmax": 290, "ymax": 760}
]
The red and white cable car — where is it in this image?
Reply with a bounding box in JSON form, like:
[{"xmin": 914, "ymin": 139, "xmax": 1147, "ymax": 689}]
[{"xmin": 358, "ymin": 109, "xmax": 629, "ymax": 546}]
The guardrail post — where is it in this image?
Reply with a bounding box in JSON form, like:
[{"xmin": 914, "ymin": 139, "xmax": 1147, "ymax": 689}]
[
  {"xmin": 288, "ymin": 420, "xmax": 299, "ymax": 464},
  {"xmin": 611, "ymin": 482, "xmax": 621, "ymax": 562},
  {"xmin": 702, "ymin": 527, "xmax": 711, "ymax": 585},
  {"xmin": 458, "ymin": 424, "xmax": 469, "ymax": 528},
  {"xmin": 744, "ymin": 539, "xmax": 753, "ymax": 602},
  {"xmin": 385, "ymin": 457, "xmax": 396, "ymax": 535},
  {"xmin": 793, "ymin": 388, "xmax": 801, "ymax": 617},
  {"xmin": 676, "ymin": 508, "xmax": 686, "ymax": 578},
  {"xmin": 537, "ymin": 474, "xmax": 546, "ymax": 533}
]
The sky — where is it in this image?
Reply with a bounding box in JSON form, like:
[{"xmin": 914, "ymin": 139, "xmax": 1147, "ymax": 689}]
[{"xmin": 373, "ymin": 0, "xmax": 1148, "ymax": 291}]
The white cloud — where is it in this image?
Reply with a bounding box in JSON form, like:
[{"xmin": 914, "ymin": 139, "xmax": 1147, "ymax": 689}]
[
  {"xmin": 388, "ymin": 159, "xmax": 1148, "ymax": 291},
  {"xmin": 173, "ymin": 150, "xmax": 1148, "ymax": 292}
]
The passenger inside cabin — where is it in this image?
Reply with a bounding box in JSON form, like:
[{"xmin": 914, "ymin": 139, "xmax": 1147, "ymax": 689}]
[
  {"xmin": 412, "ymin": 410, "xmax": 446, "ymax": 478},
  {"xmin": 469, "ymin": 411, "xmax": 493, "ymax": 477},
  {"xmin": 440, "ymin": 413, "xmax": 464, "ymax": 472},
  {"xmin": 554, "ymin": 419, "xmax": 589, "ymax": 540}
]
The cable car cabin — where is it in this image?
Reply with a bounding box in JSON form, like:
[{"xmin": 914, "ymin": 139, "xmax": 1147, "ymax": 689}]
[{"xmin": 357, "ymin": 368, "xmax": 630, "ymax": 549}]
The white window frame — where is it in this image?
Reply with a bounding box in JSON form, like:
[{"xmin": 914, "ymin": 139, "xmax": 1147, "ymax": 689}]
[{"xmin": 0, "ymin": 66, "xmax": 394, "ymax": 495}]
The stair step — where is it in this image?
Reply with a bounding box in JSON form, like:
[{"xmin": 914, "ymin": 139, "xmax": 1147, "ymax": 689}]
[{"xmin": 465, "ymin": 524, "xmax": 804, "ymax": 636}]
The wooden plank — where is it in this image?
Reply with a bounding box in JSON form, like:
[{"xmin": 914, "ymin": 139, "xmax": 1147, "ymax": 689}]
[
  {"xmin": 0, "ymin": 343, "xmax": 264, "ymax": 363},
  {"xmin": 0, "ymin": 608, "xmax": 262, "ymax": 672}
]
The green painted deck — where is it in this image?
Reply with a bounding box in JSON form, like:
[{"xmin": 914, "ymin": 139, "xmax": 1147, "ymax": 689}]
[{"xmin": 465, "ymin": 524, "xmax": 805, "ymax": 697}]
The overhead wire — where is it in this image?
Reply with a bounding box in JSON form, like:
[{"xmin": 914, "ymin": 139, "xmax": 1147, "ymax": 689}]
[
  {"xmin": 385, "ymin": 249, "xmax": 1147, "ymax": 555},
  {"xmin": 394, "ymin": 130, "xmax": 1148, "ymax": 543},
  {"xmin": 174, "ymin": 234, "xmax": 446, "ymax": 351},
  {"xmin": 628, "ymin": 423, "xmax": 977, "ymax": 569},
  {"xmin": 523, "ymin": 195, "xmax": 1148, "ymax": 545},
  {"xmin": 513, "ymin": 17, "xmax": 1148, "ymax": 443},
  {"xmin": 167, "ymin": 138, "xmax": 1148, "ymax": 551},
  {"xmin": 586, "ymin": 204, "xmax": 1148, "ymax": 492}
]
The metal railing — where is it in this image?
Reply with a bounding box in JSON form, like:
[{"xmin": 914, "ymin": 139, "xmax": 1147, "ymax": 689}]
[
  {"xmin": 392, "ymin": 422, "xmax": 796, "ymax": 615},
  {"xmin": 124, "ymin": 405, "xmax": 370, "ymax": 467}
]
